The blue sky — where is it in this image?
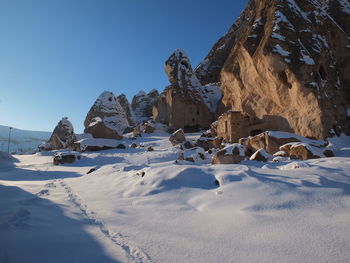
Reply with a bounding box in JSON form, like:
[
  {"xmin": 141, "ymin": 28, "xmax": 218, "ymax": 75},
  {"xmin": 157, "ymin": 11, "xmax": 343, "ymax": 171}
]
[{"xmin": 0, "ymin": 0, "xmax": 248, "ymax": 133}]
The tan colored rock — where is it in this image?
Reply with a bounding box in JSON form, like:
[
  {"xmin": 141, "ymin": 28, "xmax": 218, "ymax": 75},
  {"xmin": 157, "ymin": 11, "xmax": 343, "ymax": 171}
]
[
  {"xmin": 280, "ymin": 142, "xmax": 326, "ymax": 160},
  {"xmin": 85, "ymin": 119, "xmax": 123, "ymax": 140},
  {"xmin": 169, "ymin": 129, "xmax": 186, "ymax": 146},
  {"xmin": 196, "ymin": 136, "xmax": 223, "ymax": 151},
  {"xmin": 212, "ymin": 144, "xmax": 245, "ymax": 164},
  {"xmin": 195, "ymin": 0, "xmax": 350, "ymax": 139},
  {"xmin": 143, "ymin": 124, "xmax": 155, "ymax": 134},
  {"xmin": 249, "ymin": 149, "xmax": 271, "ymax": 162}
]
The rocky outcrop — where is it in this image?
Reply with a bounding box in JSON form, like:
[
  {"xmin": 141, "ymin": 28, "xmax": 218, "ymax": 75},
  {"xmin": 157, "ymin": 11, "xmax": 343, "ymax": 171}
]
[
  {"xmin": 212, "ymin": 144, "xmax": 246, "ymax": 164},
  {"xmin": 153, "ymin": 49, "xmax": 225, "ymax": 131},
  {"xmin": 280, "ymin": 142, "xmax": 326, "ymax": 160},
  {"xmin": 117, "ymin": 94, "xmax": 134, "ymax": 126},
  {"xmin": 249, "ymin": 149, "xmax": 272, "ymax": 162},
  {"xmin": 43, "ymin": 117, "xmax": 76, "ymax": 150},
  {"xmin": 195, "ymin": 0, "xmax": 350, "ymax": 139},
  {"xmin": 131, "ymin": 89, "xmax": 159, "ymax": 123},
  {"xmin": 84, "ymin": 91, "xmax": 129, "ymax": 140},
  {"xmin": 243, "ymin": 131, "xmax": 327, "ymax": 154},
  {"xmin": 169, "ymin": 129, "xmax": 186, "ymax": 146}
]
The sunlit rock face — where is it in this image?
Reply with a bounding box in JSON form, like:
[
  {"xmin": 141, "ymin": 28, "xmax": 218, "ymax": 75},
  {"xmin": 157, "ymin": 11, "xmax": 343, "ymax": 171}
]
[
  {"xmin": 84, "ymin": 91, "xmax": 129, "ymax": 140},
  {"xmin": 195, "ymin": 0, "xmax": 350, "ymax": 139},
  {"xmin": 117, "ymin": 93, "xmax": 134, "ymax": 127}
]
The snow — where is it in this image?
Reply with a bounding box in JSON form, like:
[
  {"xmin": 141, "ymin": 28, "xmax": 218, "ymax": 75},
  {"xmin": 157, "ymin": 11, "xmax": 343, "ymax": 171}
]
[
  {"xmin": 272, "ymin": 44, "xmax": 290, "ymax": 57},
  {"xmin": 1, "ymin": 132, "xmax": 350, "ymax": 262},
  {"xmin": 271, "ymin": 32, "xmax": 286, "ymax": 41},
  {"xmin": 76, "ymin": 138, "xmax": 122, "ymax": 151},
  {"xmin": 0, "ymin": 125, "xmax": 50, "ymax": 153},
  {"xmin": 347, "ymin": 108, "xmax": 350, "ymax": 117},
  {"xmin": 223, "ymin": 143, "xmax": 245, "ymax": 157}
]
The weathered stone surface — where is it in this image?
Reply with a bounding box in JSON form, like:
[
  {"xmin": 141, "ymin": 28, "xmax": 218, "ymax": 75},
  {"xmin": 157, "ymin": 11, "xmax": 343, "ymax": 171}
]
[
  {"xmin": 195, "ymin": 0, "xmax": 350, "ymax": 139},
  {"xmin": 84, "ymin": 91, "xmax": 129, "ymax": 140},
  {"xmin": 117, "ymin": 94, "xmax": 134, "ymax": 126},
  {"xmin": 143, "ymin": 123, "xmax": 155, "ymax": 134},
  {"xmin": 178, "ymin": 147, "xmax": 206, "ymax": 163},
  {"xmin": 116, "ymin": 144, "xmax": 126, "ymax": 149},
  {"xmin": 169, "ymin": 129, "xmax": 186, "ymax": 146},
  {"xmin": 249, "ymin": 149, "xmax": 271, "ymax": 162},
  {"xmin": 196, "ymin": 137, "xmax": 223, "ymax": 151},
  {"xmin": 43, "ymin": 117, "xmax": 76, "ymax": 150},
  {"xmin": 153, "ymin": 49, "xmax": 224, "ymax": 132},
  {"xmin": 212, "ymin": 144, "xmax": 245, "ymax": 164},
  {"xmin": 280, "ymin": 142, "xmax": 326, "ymax": 160},
  {"xmin": 53, "ymin": 151, "xmax": 81, "ymax": 165},
  {"xmin": 73, "ymin": 138, "xmax": 120, "ymax": 152},
  {"xmin": 131, "ymin": 89, "xmax": 159, "ymax": 123},
  {"xmin": 85, "ymin": 120, "xmax": 123, "ymax": 140},
  {"xmin": 245, "ymin": 131, "xmax": 327, "ymax": 154}
]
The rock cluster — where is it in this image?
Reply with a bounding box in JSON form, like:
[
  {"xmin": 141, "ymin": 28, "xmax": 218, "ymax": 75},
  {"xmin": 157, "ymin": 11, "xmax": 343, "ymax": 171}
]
[
  {"xmin": 195, "ymin": 0, "xmax": 350, "ymax": 139},
  {"xmin": 117, "ymin": 94, "xmax": 134, "ymax": 126},
  {"xmin": 84, "ymin": 91, "xmax": 129, "ymax": 140}
]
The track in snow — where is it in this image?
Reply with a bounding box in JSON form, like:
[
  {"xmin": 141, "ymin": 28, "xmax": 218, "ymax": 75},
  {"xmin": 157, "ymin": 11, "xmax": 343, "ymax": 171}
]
[{"xmin": 56, "ymin": 179, "xmax": 153, "ymax": 263}]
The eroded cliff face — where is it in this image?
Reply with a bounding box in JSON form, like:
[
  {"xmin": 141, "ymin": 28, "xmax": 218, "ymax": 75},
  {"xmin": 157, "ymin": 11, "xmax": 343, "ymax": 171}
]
[{"xmin": 196, "ymin": 0, "xmax": 350, "ymax": 139}]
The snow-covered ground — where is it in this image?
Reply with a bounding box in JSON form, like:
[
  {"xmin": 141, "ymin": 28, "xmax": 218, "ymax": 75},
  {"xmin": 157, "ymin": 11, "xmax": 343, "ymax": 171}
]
[
  {"xmin": 0, "ymin": 125, "xmax": 50, "ymax": 153},
  {"xmin": 1, "ymin": 132, "xmax": 350, "ymax": 263}
]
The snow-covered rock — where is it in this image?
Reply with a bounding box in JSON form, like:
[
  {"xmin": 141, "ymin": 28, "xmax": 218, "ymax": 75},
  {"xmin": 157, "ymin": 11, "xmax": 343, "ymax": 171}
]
[
  {"xmin": 131, "ymin": 89, "xmax": 159, "ymax": 123},
  {"xmin": 212, "ymin": 143, "xmax": 246, "ymax": 164},
  {"xmin": 84, "ymin": 91, "xmax": 129, "ymax": 139}
]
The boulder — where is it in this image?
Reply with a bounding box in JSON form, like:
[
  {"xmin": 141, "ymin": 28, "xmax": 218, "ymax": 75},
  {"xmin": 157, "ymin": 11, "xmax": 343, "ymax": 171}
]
[
  {"xmin": 212, "ymin": 144, "xmax": 245, "ymax": 164},
  {"xmin": 117, "ymin": 94, "xmax": 134, "ymax": 126},
  {"xmin": 133, "ymin": 125, "xmax": 142, "ymax": 137},
  {"xmin": 130, "ymin": 143, "xmax": 137, "ymax": 148},
  {"xmin": 74, "ymin": 138, "xmax": 120, "ymax": 152},
  {"xmin": 280, "ymin": 142, "xmax": 325, "ymax": 160},
  {"xmin": 53, "ymin": 151, "xmax": 81, "ymax": 165},
  {"xmin": 85, "ymin": 118, "xmax": 123, "ymax": 140},
  {"xmin": 131, "ymin": 89, "xmax": 159, "ymax": 123},
  {"xmin": 246, "ymin": 131, "xmax": 327, "ymax": 154},
  {"xmin": 169, "ymin": 129, "xmax": 186, "ymax": 146},
  {"xmin": 147, "ymin": 146, "xmax": 154, "ymax": 152},
  {"xmin": 178, "ymin": 147, "xmax": 206, "ymax": 163},
  {"xmin": 143, "ymin": 123, "xmax": 155, "ymax": 134},
  {"xmin": 196, "ymin": 136, "xmax": 223, "ymax": 151},
  {"xmin": 84, "ymin": 91, "xmax": 129, "ymax": 140},
  {"xmin": 43, "ymin": 117, "xmax": 76, "ymax": 150},
  {"xmin": 249, "ymin": 149, "xmax": 272, "ymax": 162},
  {"xmin": 116, "ymin": 144, "xmax": 126, "ymax": 149}
]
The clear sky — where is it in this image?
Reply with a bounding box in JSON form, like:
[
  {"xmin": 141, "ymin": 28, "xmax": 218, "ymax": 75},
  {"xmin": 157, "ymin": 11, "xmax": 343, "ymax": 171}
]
[{"xmin": 0, "ymin": 0, "xmax": 248, "ymax": 133}]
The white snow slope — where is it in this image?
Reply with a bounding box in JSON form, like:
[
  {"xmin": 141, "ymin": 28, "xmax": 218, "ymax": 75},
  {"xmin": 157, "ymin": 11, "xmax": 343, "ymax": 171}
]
[
  {"xmin": 0, "ymin": 132, "xmax": 350, "ymax": 263},
  {"xmin": 0, "ymin": 125, "xmax": 50, "ymax": 153}
]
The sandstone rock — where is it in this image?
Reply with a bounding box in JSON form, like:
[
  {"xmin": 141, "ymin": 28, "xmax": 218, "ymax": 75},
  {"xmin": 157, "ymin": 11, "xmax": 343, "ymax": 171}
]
[
  {"xmin": 117, "ymin": 94, "xmax": 134, "ymax": 126},
  {"xmin": 323, "ymin": 149, "xmax": 335, "ymax": 157},
  {"xmin": 280, "ymin": 142, "xmax": 325, "ymax": 160},
  {"xmin": 43, "ymin": 117, "xmax": 76, "ymax": 150},
  {"xmin": 143, "ymin": 123, "xmax": 155, "ymax": 134},
  {"xmin": 53, "ymin": 151, "xmax": 81, "ymax": 165},
  {"xmin": 133, "ymin": 125, "xmax": 142, "ymax": 137},
  {"xmin": 195, "ymin": 0, "xmax": 350, "ymax": 139},
  {"xmin": 178, "ymin": 147, "xmax": 206, "ymax": 163},
  {"xmin": 131, "ymin": 89, "xmax": 159, "ymax": 123},
  {"xmin": 196, "ymin": 136, "xmax": 223, "ymax": 151},
  {"xmin": 169, "ymin": 129, "xmax": 186, "ymax": 146},
  {"xmin": 84, "ymin": 91, "xmax": 129, "ymax": 140},
  {"xmin": 249, "ymin": 149, "xmax": 271, "ymax": 162},
  {"xmin": 153, "ymin": 49, "xmax": 223, "ymax": 132},
  {"xmin": 212, "ymin": 143, "xmax": 245, "ymax": 164},
  {"xmin": 246, "ymin": 131, "xmax": 327, "ymax": 154},
  {"xmin": 147, "ymin": 146, "xmax": 154, "ymax": 152},
  {"xmin": 74, "ymin": 138, "xmax": 120, "ymax": 152},
  {"xmin": 130, "ymin": 143, "xmax": 137, "ymax": 148}
]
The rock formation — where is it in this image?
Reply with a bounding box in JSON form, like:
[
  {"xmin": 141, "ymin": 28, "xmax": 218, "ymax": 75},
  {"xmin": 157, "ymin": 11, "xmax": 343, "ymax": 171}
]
[
  {"xmin": 131, "ymin": 89, "xmax": 159, "ymax": 123},
  {"xmin": 195, "ymin": 0, "xmax": 350, "ymax": 139},
  {"xmin": 117, "ymin": 94, "xmax": 134, "ymax": 126},
  {"xmin": 43, "ymin": 117, "xmax": 76, "ymax": 150},
  {"xmin": 153, "ymin": 49, "xmax": 225, "ymax": 131},
  {"xmin": 84, "ymin": 91, "xmax": 129, "ymax": 140}
]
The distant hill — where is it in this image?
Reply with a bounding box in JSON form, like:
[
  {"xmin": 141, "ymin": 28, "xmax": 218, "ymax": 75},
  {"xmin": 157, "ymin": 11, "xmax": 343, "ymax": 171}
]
[{"xmin": 0, "ymin": 125, "xmax": 50, "ymax": 153}]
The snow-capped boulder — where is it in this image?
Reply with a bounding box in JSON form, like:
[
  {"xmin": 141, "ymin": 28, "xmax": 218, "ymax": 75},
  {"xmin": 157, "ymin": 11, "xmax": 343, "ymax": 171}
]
[
  {"xmin": 280, "ymin": 142, "xmax": 325, "ymax": 160},
  {"xmin": 169, "ymin": 129, "xmax": 186, "ymax": 146},
  {"xmin": 249, "ymin": 149, "xmax": 272, "ymax": 162},
  {"xmin": 212, "ymin": 143, "xmax": 246, "ymax": 164},
  {"xmin": 42, "ymin": 117, "xmax": 76, "ymax": 150},
  {"xmin": 53, "ymin": 151, "xmax": 81, "ymax": 165},
  {"xmin": 244, "ymin": 131, "xmax": 328, "ymax": 154},
  {"xmin": 84, "ymin": 91, "xmax": 129, "ymax": 140},
  {"xmin": 195, "ymin": 0, "xmax": 350, "ymax": 139},
  {"xmin": 178, "ymin": 147, "xmax": 206, "ymax": 163},
  {"xmin": 74, "ymin": 138, "xmax": 121, "ymax": 152},
  {"xmin": 131, "ymin": 89, "xmax": 159, "ymax": 123}
]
